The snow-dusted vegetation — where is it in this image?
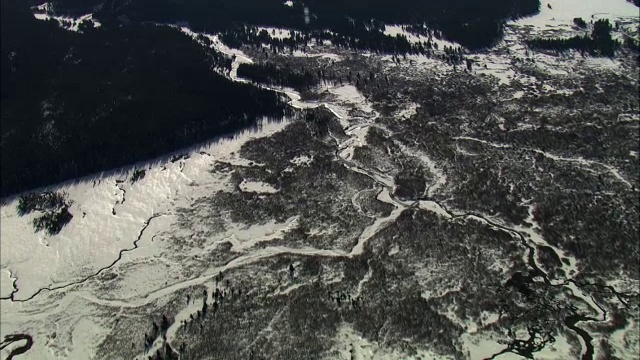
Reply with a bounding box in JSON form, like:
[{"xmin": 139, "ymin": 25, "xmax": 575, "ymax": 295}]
[{"xmin": 1, "ymin": 0, "xmax": 639, "ymax": 359}]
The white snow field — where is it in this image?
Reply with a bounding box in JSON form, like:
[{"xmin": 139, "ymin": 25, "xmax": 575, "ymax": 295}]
[
  {"xmin": 379, "ymin": 0, "xmax": 640, "ymax": 85},
  {"xmin": 0, "ymin": 118, "xmax": 291, "ymax": 301},
  {"xmin": 257, "ymin": 26, "xmax": 293, "ymax": 40},
  {"xmin": 515, "ymin": 0, "xmax": 640, "ymax": 27},
  {"xmin": 383, "ymin": 24, "xmax": 459, "ymax": 50}
]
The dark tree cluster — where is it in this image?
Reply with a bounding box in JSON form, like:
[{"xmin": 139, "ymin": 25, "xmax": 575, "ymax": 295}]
[
  {"xmin": 220, "ymin": 23, "xmax": 436, "ymax": 57},
  {"xmin": 16, "ymin": 191, "xmax": 73, "ymax": 235},
  {"xmin": 573, "ymin": 17, "xmax": 587, "ymax": 28},
  {"xmin": 143, "ymin": 314, "xmax": 178, "ymax": 360},
  {"xmin": 16, "ymin": 191, "xmax": 69, "ymax": 215},
  {"xmin": 30, "ymin": 0, "xmax": 540, "ymax": 49},
  {"xmin": 237, "ymin": 62, "xmax": 318, "ymax": 91},
  {"xmin": 1, "ymin": 0, "xmax": 290, "ymax": 197},
  {"xmin": 130, "ymin": 168, "xmax": 146, "ymax": 184},
  {"xmin": 526, "ymin": 19, "xmax": 620, "ymax": 57}
]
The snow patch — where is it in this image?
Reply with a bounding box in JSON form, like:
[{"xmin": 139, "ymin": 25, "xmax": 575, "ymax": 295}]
[
  {"xmin": 32, "ymin": 12, "xmax": 101, "ymax": 31},
  {"xmin": 534, "ymin": 332, "xmax": 578, "ymax": 360},
  {"xmin": 225, "ymin": 216, "xmax": 299, "ymax": 252},
  {"xmin": 0, "ymin": 119, "xmax": 290, "ymax": 300},
  {"xmin": 346, "ymin": 125, "xmax": 370, "ymax": 147},
  {"xmin": 461, "ymin": 333, "xmax": 516, "ymax": 360},
  {"xmin": 239, "ymin": 179, "xmax": 278, "ymax": 194},
  {"xmin": 607, "ymin": 318, "xmax": 640, "ymax": 360},
  {"xmin": 395, "ymin": 143, "xmax": 447, "ymax": 197},
  {"xmin": 328, "ymin": 324, "xmax": 453, "ymax": 360},
  {"xmin": 257, "ymin": 27, "xmax": 292, "ymax": 40},
  {"xmin": 329, "ymin": 85, "xmax": 375, "ymax": 118},
  {"xmin": 290, "ymin": 155, "xmax": 313, "ymax": 166},
  {"xmin": 416, "ymin": 200, "xmax": 452, "ymax": 218},
  {"xmin": 397, "ymin": 103, "xmax": 419, "ymax": 119},
  {"xmin": 349, "ymin": 188, "xmax": 404, "ymax": 257},
  {"xmin": 0, "ymin": 269, "xmax": 16, "ymax": 298}
]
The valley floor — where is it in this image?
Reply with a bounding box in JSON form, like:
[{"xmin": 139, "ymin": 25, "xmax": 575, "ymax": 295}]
[{"xmin": 1, "ymin": 2, "xmax": 639, "ymax": 359}]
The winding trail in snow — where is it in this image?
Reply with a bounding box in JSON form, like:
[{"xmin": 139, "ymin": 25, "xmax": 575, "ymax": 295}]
[{"xmin": 3, "ymin": 213, "xmax": 169, "ymax": 303}]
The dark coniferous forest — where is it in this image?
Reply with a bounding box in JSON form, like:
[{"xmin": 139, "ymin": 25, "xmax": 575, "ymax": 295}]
[
  {"xmin": 237, "ymin": 62, "xmax": 318, "ymax": 92},
  {"xmin": 1, "ymin": 0, "xmax": 290, "ymax": 197},
  {"xmin": 2, "ymin": 0, "xmax": 542, "ymax": 196},
  {"xmin": 28, "ymin": 0, "xmax": 540, "ymax": 49}
]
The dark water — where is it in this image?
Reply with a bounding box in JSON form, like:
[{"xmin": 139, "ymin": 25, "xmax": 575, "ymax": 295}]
[
  {"xmin": 0, "ymin": 334, "xmax": 33, "ymax": 360},
  {"xmin": 565, "ymin": 315, "xmax": 594, "ymax": 360}
]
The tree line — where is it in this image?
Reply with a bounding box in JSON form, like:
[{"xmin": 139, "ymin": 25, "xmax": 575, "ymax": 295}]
[
  {"xmin": 31, "ymin": 0, "xmax": 541, "ymax": 49},
  {"xmin": 237, "ymin": 62, "xmax": 318, "ymax": 92},
  {"xmin": 16, "ymin": 191, "xmax": 73, "ymax": 235},
  {"xmin": 222, "ymin": 24, "xmax": 468, "ymax": 63},
  {"xmin": 526, "ymin": 19, "xmax": 621, "ymax": 57}
]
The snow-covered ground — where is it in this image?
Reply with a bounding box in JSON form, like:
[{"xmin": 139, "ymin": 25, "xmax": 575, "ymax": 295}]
[
  {"xmin": 460, "ymin": 333, "xmax": 523, "ymax": 360},
  {"xmin": 328, "ymin": 325, "xmax": 454, "ymax": 360},
  {"xmin": 238, "ymin": 179, "xmax": 279, "ymax": 194},
  {"xmin": 32, "ymin": 12, "xmax": 101, "ymax": 31},
  {"xmin": 257, "ymin": 26, "xmax": 292, "ymax": 40},
  {"xmin": 0, "ymin": 119, "xmax": 299, "ymax": 359},
  {"xmin": 0, "ymin": 119, "xmax": 290, "ymax": 301},
  {"xmin": 515, "ymin": 0, "xmax": 640, "ymax": 28},
  {"xmin": 292, "ymin": 50, "xmax": 344, "ymax": 61},
  {"xmin": 394, "ymin": 143, "xmax": 447, "ymax": 197},
  {"xmin": 607, "ymin": 318, "xmax": 640, "ymax": 360},
  {"xmin": 8, "ymin": 5, "xmax": 639, "ymax": 359},
  {"xmin": 290, "ymin": 155, "xmax": 313, "ymax": 166},
  {"xmin": 0, "ymin": 25, "xmax": 396, "ymax": 357},
  {"xmin": 377, "ymin": 7, "xmax": 626, "ymax": 86},
  {"xmin": 348, "ymin": 188, "xmax": 404, "ymax": 257},
  {"xmin": 325, "ymin": 84, "xmax": 376, "ymax": 124},
  {"xmin": 383, "ymin": 24, "xmax": 459, "ymax": 50},
  {"xmin": 0, "ymin": 269, "xmax": 17, "ymax": 298},
  {"xmin": 396, "ymin": 103, "xmax": 420, "ymax": 119}
]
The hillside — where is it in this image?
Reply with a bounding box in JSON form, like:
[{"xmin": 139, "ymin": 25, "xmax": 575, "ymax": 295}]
[
  {"xmin": 31, "ymin": 0, "xmax": 540, "ymax": 49},
  {"xmin": 1, "ymin": 0, "xmax": 289, "ymax": 196}
]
